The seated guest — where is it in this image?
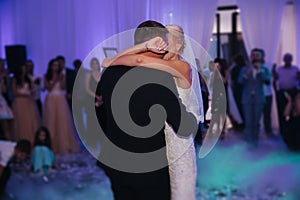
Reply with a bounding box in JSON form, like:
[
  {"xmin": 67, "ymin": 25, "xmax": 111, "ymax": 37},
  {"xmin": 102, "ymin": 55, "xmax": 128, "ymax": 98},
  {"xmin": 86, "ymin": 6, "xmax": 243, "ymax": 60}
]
[
  {"xmin": 31, "ymin": 127, "xmax": 54, "ymax": 175},
  {"xmin": 283, "ymin": 92, "xmax": 300, "ymax": 151},
  {"xmin": 0, "ymin": 139, "xmax": 31, "ymax": 194}
]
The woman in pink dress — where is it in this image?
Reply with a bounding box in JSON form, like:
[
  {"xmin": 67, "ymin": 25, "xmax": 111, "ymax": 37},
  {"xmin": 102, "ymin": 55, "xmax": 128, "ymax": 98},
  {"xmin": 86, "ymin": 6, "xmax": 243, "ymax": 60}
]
[
  {"xmin": 43, "ymin": 59, "xmax": 80, "ymax": 154},
  {"xmin": 0, "ymin": 63, "xmax": 13, "ymax": 140},
  {"xmin": 12, "ymin": 65, "xmax": 40, "ymax": 144}
]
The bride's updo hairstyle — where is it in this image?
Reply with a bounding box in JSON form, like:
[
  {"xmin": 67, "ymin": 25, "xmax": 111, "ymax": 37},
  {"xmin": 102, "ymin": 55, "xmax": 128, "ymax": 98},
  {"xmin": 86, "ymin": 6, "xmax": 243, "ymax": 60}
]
[{"xmin": 166, "ymin": 25, "xmax": 185, "ymax": 54}]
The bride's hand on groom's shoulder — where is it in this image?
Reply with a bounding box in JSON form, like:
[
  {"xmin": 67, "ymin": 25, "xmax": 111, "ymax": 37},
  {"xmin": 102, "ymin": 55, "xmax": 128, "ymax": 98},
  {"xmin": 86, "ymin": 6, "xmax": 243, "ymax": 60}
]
[{"xmin": 146, "ymin": 37, "xmax": 168, "ymax": 54}]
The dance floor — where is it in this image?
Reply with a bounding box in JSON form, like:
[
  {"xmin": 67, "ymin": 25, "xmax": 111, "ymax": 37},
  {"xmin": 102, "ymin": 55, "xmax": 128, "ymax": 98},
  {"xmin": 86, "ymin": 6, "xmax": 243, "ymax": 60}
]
[{"xmin": 3, "ymin": 131, "xmax": 300, "ymax": 200}]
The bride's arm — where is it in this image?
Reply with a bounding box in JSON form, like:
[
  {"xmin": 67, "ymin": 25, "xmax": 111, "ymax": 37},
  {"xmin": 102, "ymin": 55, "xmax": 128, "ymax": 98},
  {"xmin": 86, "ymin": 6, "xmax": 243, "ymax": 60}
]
[
  {"xmin": 101, "ymin": 37, "xmax": 167, "ymax": 67},
  {"xmin": 111, "ymin": 54, "xmax": 191, "ymax": 82}
]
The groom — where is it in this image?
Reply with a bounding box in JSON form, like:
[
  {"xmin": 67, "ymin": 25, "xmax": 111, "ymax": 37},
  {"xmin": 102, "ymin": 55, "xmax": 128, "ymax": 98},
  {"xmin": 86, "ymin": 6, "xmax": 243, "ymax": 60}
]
[{"xmin": 96, "ymin": 20, "xmax": 197, "ymax": 200}]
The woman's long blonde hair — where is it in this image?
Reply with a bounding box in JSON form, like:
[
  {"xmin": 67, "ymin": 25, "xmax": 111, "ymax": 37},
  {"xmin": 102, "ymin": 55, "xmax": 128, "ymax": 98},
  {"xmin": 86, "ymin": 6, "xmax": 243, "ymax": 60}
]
[{"xmin": 166, "ymin": 25, "xmax": 185, "ymax": 54}]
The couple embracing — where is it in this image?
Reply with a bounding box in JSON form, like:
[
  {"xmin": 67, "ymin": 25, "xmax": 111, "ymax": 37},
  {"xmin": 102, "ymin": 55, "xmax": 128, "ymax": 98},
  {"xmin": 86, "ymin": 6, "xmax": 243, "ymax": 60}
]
[{"xmin": 97, "ymin": 20, "xmax": 203, "ymax": 200}]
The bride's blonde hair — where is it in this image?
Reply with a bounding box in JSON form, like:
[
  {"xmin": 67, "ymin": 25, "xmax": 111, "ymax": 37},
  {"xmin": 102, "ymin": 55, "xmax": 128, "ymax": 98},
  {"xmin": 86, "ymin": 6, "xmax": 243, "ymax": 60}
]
[{"xmin": 166, "ymin": 25, "xmax": 185, "ymax": 54}]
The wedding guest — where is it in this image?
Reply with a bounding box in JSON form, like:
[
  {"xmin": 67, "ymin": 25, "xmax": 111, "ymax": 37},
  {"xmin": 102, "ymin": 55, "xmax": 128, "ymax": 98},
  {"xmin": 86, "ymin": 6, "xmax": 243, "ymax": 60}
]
[
  {"xmin": 214, "ymin": 58, "xmax": 230, "ymax": 138},
  {"xmin": 207, "ymin": 60, "xmax": 215, "ymax": 95},
  {"xmin": 84, "ymin": 58, "xmax": 102, "ymax": 148},
  {"xmin": 210, "ymin": 63, "xmax": 227, "ymax": 140},
  {"xmin": 68, "ymin": 59, "xmax": 82, "ymax": 111},
  {"xmin": 0, "ymin": 59, "xmax": 13, "ymax": 140},
  {"xmin": 72, "ymin": 59, "xmax": 87, "ymax": 138},
  {"xmin": 12, "ymin": 65, "xmax": 40, "ymax": 144},
  {"xmin": 198, "ymin": 58, "xmax": 210, "ymax": 83},
  {"xmin": 195, "ymin": 59, "xmax": 209, "ymax": 125},
  {"xmin": 238, "ymin": 49, "xmax": 270, "ymax": 146},
  {"xmin": 85, "ymin": 58, "xmax": 102, "ymax": 105},
  {"xmin": 230, "ymin": 54, "xmax": 246, "ymax": 130},
  {"xmin": 257, "ymin": 49, "xmax": 275, "ymax": 136},
  {"xmin": 0, "ymin": 139, "xmax": 31, "ymax": 193},
  {"xmin": 26, "ymin": 60, "xmax": 43, "ymax": 117},
  {"xmin": 56, "ymin": 55, "xmax": 74, "ymax": 109},
  {"xmin": 31, "ymin": 127, "xmax": 54, "ymax": 175},
  {"xmin": 73, "ymin": 59, "xmax": 82, "ymax": 69},
  {"xmin": 70, "ymin": 59, "xmax": 87, "ymax": 147},
  {"xmin": 0, "ymin": 59, "xmax": 11, "ymax": 107},
  {"xmin": 283, "ymin": 92, "xmax": 300, "ymax": 151},
  {"xmin": 56, "ymin": 55, "xmax": 66, "ymax": 74},
  {"xmin": 273, "ymin": 53, "xmax": 300, "ymax": 138},
  {"xmin": 43, "ymin": 59, "xmax": 80, "ymax": 154},
  {"xmin": 198, "ymin": 72, "xmax": 209, "ymax": 126}
]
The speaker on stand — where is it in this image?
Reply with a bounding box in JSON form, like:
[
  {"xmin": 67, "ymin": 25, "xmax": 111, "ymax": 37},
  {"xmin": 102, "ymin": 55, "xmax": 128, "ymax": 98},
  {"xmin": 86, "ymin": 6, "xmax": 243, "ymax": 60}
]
[{"xmin": 5, "ymin": 45, "xmax": 27, "ymax": 74}]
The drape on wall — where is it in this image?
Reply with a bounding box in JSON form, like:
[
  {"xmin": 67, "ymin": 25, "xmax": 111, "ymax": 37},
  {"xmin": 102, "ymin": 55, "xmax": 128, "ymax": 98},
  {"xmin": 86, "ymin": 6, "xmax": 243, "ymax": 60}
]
[
  {"xmin": 0, "ymin": 0, "xmax": 218, "ymax": 76},
  {"xmin": 295, "ymin": 0, "xmax": 300, "ymax": 66},
  {"xmin": 147, "ymin": 0, "xmax": 218, "ymax": 51},
  {"xmin": 276, "ymin": 3, "xmax": 298, "ymax": 66},
  {"xmin": 237, "ymin": 0, "xmax": 286, "ymax": 62}
]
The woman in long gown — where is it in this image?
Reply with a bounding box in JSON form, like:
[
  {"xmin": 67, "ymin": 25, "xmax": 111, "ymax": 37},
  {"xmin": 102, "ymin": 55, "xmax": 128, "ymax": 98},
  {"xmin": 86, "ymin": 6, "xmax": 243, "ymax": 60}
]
[
  {"xmin": 104, "ymin": 25, "xmax": 201, "ymax": 200},
  {"xmin": 83, "ymin": 58, "xmax": 102, "ymax": 148},
  {"xmin": 12, "ymin": 65, "xmax": 40, "ymax": 144},
  {"xmin": 0, "ymin": 65, "xmax": 13, "ymax": 140},
  {"xmin": 43, "ymin": 59, "xmax": 80, "ymax": 154}
]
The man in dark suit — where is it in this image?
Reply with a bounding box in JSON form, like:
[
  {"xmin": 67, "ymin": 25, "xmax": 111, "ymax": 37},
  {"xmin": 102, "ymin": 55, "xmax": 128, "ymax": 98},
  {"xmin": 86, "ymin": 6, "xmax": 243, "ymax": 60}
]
[
  {"xmin": 96, "ymin": 20, "xmax": 198, "ymax": 200},
  {"xmin": 56, "ymin": 55, "xmax": 77, "ymax": 109}
]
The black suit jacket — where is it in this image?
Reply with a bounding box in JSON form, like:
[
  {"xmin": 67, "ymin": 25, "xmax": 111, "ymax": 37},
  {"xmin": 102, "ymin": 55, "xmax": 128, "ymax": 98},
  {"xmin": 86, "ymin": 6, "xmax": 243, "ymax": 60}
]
[
  {"xmin": 96, "ymin": 65, "xmax": 197, "ymax": 188},
  {"xmin": 66, "ymin": 67, "xmax": 76, "ymax": 95}
]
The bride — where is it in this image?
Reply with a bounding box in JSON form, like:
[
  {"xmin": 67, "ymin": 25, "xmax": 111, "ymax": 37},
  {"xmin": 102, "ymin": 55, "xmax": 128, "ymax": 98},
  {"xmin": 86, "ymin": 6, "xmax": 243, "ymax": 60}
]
[{"xmin": 103, "ymin": 25, "xmax": 203, "ymax": 200}]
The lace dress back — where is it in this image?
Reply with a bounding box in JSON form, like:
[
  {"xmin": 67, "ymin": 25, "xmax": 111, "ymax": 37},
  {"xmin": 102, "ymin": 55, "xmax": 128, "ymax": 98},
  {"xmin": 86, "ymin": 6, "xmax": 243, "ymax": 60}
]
[{"xmin": 165, "ymin": 87, "xmax": 197, "ymax": 200}]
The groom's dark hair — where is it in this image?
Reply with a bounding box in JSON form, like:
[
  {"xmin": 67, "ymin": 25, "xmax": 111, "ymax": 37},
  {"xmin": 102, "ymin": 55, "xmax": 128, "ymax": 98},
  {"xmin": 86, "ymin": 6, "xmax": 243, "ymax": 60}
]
[{"xmin": 134, "ymin": 20, "xmax": 168, "ymax": 45}]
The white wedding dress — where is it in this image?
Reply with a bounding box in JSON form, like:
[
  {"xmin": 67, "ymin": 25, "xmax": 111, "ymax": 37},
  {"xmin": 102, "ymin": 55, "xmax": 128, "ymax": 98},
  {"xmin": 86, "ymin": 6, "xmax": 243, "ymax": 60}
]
[{"xmin": 165, "ymin": 87, "xmax": 197, "ymax": 200}]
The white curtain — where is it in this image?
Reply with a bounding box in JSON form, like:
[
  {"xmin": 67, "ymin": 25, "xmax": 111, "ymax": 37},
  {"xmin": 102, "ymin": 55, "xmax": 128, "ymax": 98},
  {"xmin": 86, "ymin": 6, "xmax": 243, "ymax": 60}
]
[
  {"xmin": 237, "ymin": 0, "xmax": 286, "ymax": 62},
  {"xmin": 276, "ymin": 3, "xmax": 298, "ymax": 66},
  {"xmin": 0, "ymin": 0, "xmax": 217, "ymax": 76},
  {"xmin": 0, "ymin": 0, "xmax": 149, "ymax": 75},
  {"xmin": 295, "ymin": 0, "xmax": 300, "ymax": 66}
]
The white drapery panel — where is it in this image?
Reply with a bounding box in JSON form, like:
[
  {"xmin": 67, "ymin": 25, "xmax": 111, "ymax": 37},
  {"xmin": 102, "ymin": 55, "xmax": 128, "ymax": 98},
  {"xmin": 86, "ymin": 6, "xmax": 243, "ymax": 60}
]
[
  {"xmin": 276, "ymin": 3, "xmax": 298, "ymax": 66},
  {"xmin": 147, "ymin": 0, "xmax": 218, "ymax": 51},
  {"xmin": 0, "ymin": 0, "xmax": 217, "ymax": 76},
  {"xmin": 295, "ymin": 0, "xmax": 300, "ymax": 66},
  {"xmin": 237, "ymin": 0, "xmax": 286, "ymax": 62}
]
